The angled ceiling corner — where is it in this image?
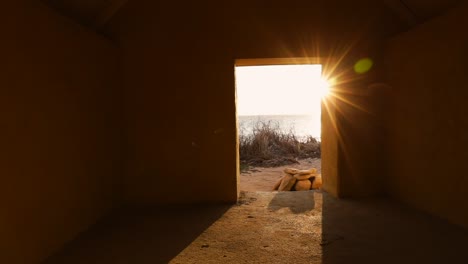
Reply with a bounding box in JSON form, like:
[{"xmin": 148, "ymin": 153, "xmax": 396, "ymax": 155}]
[
  {"xmin": 42, "ymin": 0, "xmax": 129, "ymax": 32},
  {"xmin": 383, "ymin": 0, "xmax": 419, "ymax": 27},
  {"xmin": 94, "ymin": 0, "xmax": 129, "ymax": 30},
  {"xmin": 383, "ymin": 0, "xmax": 463, "ymax": 28}
]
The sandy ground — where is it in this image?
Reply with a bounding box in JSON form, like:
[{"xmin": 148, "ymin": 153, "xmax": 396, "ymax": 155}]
[
  {"xmin": 240, "ymin": 158, "xmax": 321, "ymax": 192},
  {"xmin": 46, "ymin": 190, "xmax": 468, "ymax": 264}
]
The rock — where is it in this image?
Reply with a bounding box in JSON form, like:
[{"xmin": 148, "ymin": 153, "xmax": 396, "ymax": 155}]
[
  {"xmin": 294, "ymin": 180, "xmax": 312, "ymax": 191},
  {"xmin": 284, "ymin": 168, "xmax": 317, "ymax": 176},
  {"xmin": 285, "ymin": 168, "xmax": 318, "ymax": 180},
  {"xmin": 312, "ymin": 174, "xmax": 322, "ymax": 189},
  {"xmin": 274, "ymin": 168, "xmax": 321, "ymax": 191},
  {"xmin": 278, "ymin": 174, "xmax": 297, "ymax": 191},
  {"xmin": 272, "ymin": 174, "xmax": 298, "ymax": 191}
]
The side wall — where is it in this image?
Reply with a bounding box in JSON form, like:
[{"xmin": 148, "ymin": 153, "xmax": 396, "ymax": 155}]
[
  {"xmin": 385, "ymin": 3, "xmax": 468, "ymax": 229},
  {"xmin": 0, "ymin": 2, "xmax": 122, "ymax": 263},
  {"xmin": 111, "ymin": 0, "xmax": 400, "ymax": 205}
]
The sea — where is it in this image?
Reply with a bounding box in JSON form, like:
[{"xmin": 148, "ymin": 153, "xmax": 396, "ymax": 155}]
[{"xmin": 238, "ymin": 115, "xmax": 320, "ymax": 141}]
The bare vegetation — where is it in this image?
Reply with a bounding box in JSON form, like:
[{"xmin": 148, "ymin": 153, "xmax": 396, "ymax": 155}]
[{"xmin": 239, "ymin": 121, "xmax": 320, "ymax": 170}]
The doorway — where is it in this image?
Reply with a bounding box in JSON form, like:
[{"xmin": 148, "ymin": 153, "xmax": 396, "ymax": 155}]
[{"xmin": 235, "ymin": 58, "xmax": 330, "ymax": 192}]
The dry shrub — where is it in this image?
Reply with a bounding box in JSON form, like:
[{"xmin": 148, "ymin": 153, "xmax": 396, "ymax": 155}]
[{"xmin": 239, "ymin": 121, "xmax": 320, "ymax": 168}]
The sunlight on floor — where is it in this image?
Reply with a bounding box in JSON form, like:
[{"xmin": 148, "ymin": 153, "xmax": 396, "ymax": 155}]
[{"xmin": 169, "ymin": 191, "xmax": 324, "ymax": 263}]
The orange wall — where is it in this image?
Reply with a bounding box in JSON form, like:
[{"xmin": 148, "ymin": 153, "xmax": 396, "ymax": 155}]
[
  {"xmin": 385, "ymin": 3, "xmax": 468, "ymax": 229},
  {"xmin": 0, "ymin": 2, "xmax": 122, "ymax": 263},
  {"xmin": 110, "ymin": 0, "xmax": 399, "ymax": 205}
]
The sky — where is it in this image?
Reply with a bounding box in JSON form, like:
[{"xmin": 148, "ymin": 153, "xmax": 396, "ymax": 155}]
[{"xmin": 235, "ymin": 64, "xmax": 324, "ymax": 116}]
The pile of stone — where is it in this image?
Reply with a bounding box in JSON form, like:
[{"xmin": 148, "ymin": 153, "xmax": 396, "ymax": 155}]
[{"xmin": 272, "ymin": 168, "xmax": 322, "ymax": 191}]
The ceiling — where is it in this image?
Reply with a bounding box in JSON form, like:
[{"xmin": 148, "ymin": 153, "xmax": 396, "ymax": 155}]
[
  {"xmin": 384, "ymin": 0, "xmax": 462, "ymax": 26},
  {"xmin": 403, "ymin": 0, "xmax": 462, "ymax": 19},
  {"xmin": 42, "ymin": 0, "xmax": 128, "ymax": 30},
  {"xmin": 41, "ymin": 0, "xmax": 463, "ymax": 34}
]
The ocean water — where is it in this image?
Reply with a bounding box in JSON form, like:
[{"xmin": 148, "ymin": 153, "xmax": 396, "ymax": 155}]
[{"xmin": 238, "ymin": 115, "xmax": 320, "ymax": 141}]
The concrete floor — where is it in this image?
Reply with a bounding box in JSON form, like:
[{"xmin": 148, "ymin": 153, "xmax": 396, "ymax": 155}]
[{"xmin": 44, "ymin": 191, "xmax": 468, "ymax": 264}]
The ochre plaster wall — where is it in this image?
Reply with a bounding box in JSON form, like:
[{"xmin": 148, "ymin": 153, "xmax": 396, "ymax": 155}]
[
  {"xmin": 0, "ymin": 2, "xmax": 122, "ymax": 263},
  {"xmin": 385, "ymin": 3, "xmax": 468, "ymax": 229},
  {"xmin": 111, "ymin": 0, "xmax": 400, "ymax": 205}
]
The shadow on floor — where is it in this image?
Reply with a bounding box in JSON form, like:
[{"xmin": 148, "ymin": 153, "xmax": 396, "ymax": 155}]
[
  {"xmin": 267, "ymin": 190, "xmax": 315, "ymax": 213},
  {"xmin": 44, "ymin": 191, "xmax": 468, "ymax": 263},
  {"xmin": 44, "ymin": 204, "xmax": 231, "ymax": 264},
  {"xmin": 321, "ymin": 194, "xmax": 468, "ymax": 263}
]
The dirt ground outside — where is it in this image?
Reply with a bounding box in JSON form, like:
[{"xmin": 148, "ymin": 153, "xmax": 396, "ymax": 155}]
[{"xmin": 240, "ymin": 158, "xmax": 321, "ymax": 192}]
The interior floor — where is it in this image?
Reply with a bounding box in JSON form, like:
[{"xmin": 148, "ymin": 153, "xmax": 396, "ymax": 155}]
[{"xmin": 44, "ymin": 191, "xmax": 468, "ymax": 264}]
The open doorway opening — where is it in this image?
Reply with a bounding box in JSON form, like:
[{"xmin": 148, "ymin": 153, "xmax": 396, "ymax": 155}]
[{"xmin": 235, "ymin": 59, "xmax": 330, "ymax": 192}]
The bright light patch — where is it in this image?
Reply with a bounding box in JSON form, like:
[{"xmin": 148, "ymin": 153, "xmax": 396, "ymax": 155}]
[
  {"xmin": 317, "ymin": 78, "xmax": 330, "ymax": 98},
  {"xmin": 354, "ymin": 58, "xmax": 373, "ymax": 74},
  {"xmin": 235, "ymin": 64, "xmax": 323, "ymax": 116}
]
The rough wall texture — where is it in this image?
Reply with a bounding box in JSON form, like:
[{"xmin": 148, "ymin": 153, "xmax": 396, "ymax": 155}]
[
  {"xmin": 109, "ymin": 0, "xmax": 400, "ymax": 205},
  {"xmin": 0, "ymin": 2, "xmax": 122, "ymax": 263},
  {"xmin": 385, "ymin": 3, "xmax": 468, "ymax": 229}
]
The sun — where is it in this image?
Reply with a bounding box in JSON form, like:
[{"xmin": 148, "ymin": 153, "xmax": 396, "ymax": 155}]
[{"xmin": 316, "ymin": 78, "xmax": 331, "ymax": 98}]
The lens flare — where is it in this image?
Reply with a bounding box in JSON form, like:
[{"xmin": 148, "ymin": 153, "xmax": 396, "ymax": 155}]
[{"xmin": 354, "ymin": 58, "xmax": 373, "ymax": 74}]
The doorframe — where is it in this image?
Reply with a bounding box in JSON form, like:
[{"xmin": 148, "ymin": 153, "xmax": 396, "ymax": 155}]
[{"xmin": 234, "ymin": 57, "xmax": 339, "ymax": 197}]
